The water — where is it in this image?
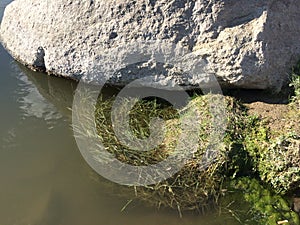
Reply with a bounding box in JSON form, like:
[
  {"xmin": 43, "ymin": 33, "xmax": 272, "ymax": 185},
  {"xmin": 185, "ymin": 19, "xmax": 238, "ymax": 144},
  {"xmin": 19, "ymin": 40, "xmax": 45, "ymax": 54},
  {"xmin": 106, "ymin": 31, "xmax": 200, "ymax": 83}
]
[{"xmin": 0, "ymin": 2, "xmax": 242, "ymax": 225}]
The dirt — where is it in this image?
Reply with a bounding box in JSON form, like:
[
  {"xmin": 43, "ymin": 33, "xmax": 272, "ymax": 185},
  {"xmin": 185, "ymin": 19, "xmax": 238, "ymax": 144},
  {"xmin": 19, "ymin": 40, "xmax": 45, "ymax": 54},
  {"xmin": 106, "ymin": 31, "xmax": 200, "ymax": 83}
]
[
  {"xmin": 229, "ymin": 89, "xmax": 299, "ymax": 137},
  {"xmin": 246, "ymin": 102, "xmax": 294, "ymax": 135}
]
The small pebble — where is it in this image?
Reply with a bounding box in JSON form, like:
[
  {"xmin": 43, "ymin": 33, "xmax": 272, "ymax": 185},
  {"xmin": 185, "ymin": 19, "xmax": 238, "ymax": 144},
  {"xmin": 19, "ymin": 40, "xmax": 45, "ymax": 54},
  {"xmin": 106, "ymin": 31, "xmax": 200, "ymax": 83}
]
[{"xmin": 277, "ymin": 220, "xmax": 288, "ymax": 224}]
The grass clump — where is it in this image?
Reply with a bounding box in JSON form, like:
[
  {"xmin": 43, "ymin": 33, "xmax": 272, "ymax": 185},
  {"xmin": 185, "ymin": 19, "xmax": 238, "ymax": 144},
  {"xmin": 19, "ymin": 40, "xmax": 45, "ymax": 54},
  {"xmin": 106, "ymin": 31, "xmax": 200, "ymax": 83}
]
[
  {"xmin": 258, "ymin": 134, "xmax": 300, "ymax": 194},
  {"xmin": 93, "ymin": 95, "xmax": 230, "ymax": 212},
  {"xmin": 71, "ymin": 92, "xmax": 257, "ymax": 213},
  {"xmin": 94, "ymin": 96, "xmax": 179, "ymax": 166}
]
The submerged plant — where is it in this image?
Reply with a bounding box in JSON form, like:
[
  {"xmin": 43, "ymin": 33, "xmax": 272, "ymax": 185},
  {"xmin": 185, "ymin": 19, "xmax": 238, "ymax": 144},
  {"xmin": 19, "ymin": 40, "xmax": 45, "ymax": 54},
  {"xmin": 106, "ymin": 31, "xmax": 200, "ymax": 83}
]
[{"xmin": 224, "ymin": 177, "xmax": 300, "ymax": 225}]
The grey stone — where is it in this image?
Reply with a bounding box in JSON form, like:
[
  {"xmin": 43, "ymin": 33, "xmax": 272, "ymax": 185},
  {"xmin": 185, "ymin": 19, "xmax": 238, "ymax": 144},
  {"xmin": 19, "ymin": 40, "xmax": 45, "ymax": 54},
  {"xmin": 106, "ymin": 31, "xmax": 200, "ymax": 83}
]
[
  {"xmin": 1, "ymin": 0, "xmax": 300, "ymax": 91},
  {"xmin": 293, "ymin": 197, "xmax": 300, "ymax": 214}
]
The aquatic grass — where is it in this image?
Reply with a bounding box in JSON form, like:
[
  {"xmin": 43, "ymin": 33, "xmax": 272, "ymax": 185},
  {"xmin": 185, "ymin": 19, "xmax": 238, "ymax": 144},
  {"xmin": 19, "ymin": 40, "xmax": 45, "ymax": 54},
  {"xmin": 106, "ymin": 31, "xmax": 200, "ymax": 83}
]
[
  {"xmin": 94, "ymin": 95, "xmax": 179, "ymax": 166},
  {"xmin": 93, "ymin": 94, "xmax": 226, "ymax": 211},
  {"xmin": 73, "ymin": 89, "xmax": 259, "ymax": 213}
]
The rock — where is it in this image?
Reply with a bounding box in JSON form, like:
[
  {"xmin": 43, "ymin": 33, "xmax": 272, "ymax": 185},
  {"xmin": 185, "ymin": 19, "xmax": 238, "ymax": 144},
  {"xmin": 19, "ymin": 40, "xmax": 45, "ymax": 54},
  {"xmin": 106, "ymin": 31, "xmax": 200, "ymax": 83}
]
[
  {"xmin": 293, "ymin": 197, "xmax": 300, "ymax": 214},
  {"xmin": 1, "ymin": 0, "xmax": 300, "ymax": 90}
]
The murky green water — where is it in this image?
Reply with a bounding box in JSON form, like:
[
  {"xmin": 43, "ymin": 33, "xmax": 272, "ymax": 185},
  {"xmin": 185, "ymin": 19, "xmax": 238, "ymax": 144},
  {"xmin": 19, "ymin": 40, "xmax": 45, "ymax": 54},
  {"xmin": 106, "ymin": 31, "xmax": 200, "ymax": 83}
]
[{"xmin": 0, "ymin": 2, "xmax": 244, "ymax": 225}]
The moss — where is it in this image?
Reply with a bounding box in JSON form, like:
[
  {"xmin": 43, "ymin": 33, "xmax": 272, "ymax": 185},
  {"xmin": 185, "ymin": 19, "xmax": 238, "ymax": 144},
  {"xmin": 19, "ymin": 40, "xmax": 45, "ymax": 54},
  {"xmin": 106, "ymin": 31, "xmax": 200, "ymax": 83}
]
[
  {"xmin": 236, "ymin": 116, "xmax": 269, "ymax": 173},
  {"xmin": 223, "ymin": 177, "xmax": 300, "ymax": 225}
]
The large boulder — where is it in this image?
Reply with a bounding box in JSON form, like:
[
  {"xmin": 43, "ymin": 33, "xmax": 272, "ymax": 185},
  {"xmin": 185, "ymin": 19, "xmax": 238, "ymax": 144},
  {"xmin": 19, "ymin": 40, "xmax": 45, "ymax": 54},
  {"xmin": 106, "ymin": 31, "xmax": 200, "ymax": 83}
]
[{"xmin": 1, "ymin": 0, "xmax": 300, "ymax": 90}]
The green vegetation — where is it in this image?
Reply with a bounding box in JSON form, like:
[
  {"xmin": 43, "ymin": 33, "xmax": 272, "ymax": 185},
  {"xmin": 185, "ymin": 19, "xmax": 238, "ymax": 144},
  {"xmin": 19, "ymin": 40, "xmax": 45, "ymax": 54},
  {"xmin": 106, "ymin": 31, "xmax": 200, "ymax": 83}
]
[
  {"xmin": 229, "ymin": 115, "xmax": 299, "ymax": 195},
  {"xmin": 258, "ymin": 134, "xmax": 300, "ymax": 194},
  {"xmin": 93, "ymin": 95, "xmax": 231, "ymax": 212},
  {"xmin": 73, "ymin": 62, "xmax": 300, "ymax": 223},
  {"xmin": 243, "ymin": 63, "xmax": 300, "ymax": 195},
  {"xmin": 222, "ymin": 177, "xmax": 299, "ymax": 225},
  {"xmin": 290, "ymin": 61, "xmax": 300, "ymax": 105},
  {"xmin": 94, "ymin": 96, "xmax": 178, "ymax": 166}
]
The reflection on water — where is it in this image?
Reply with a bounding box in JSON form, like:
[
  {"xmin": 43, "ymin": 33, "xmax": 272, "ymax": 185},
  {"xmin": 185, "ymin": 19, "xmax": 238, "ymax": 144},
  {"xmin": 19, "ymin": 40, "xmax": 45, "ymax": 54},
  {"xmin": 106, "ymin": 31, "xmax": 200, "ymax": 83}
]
[
  {"xmin": 16, "ymin": 64, "xmax": 63, "ymax": 124},
  {"xmin": 18, "ymin": 62, "xmax": 120, "ymax": 120}
]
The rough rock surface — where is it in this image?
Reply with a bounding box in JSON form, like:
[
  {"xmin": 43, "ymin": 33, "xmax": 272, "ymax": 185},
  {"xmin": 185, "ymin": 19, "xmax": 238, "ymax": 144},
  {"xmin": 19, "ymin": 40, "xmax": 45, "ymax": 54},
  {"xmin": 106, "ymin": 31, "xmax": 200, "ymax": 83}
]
[{"xmin": 1, "ymin": 0, "xmax": 300, "ymax": 90}]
